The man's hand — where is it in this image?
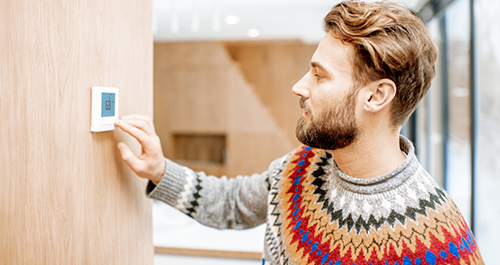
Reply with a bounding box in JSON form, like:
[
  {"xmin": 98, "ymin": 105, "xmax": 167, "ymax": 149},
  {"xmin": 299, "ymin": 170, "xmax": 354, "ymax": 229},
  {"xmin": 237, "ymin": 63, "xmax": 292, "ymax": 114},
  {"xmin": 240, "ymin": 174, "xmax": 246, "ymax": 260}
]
[{"xmin": 114, "ymin": 115, "xmax": 166, "ymax": 185}]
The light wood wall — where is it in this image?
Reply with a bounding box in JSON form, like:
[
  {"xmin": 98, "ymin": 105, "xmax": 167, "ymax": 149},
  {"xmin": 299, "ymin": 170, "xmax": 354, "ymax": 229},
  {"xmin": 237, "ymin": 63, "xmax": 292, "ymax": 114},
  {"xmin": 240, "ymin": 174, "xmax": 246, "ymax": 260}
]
[
  {"xmin": 154, "ymin": 41, "xmax": 316, "ymax": 177},
  {"xmin": 0, "ymin": 1, "xmax": 153, "ymax": 264},
  {"xmin": 226, "ymin": 41, "xmax": 317, "ymax": 146}
]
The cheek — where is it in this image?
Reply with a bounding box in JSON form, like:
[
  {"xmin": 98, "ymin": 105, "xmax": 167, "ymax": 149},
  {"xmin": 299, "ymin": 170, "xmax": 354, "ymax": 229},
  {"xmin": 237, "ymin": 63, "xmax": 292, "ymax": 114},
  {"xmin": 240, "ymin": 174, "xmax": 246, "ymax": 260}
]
[
  {"xmin": 352, "ymin": 94, "xmax": 365, "ymax": 121},
  {"xmin": 310, "ymin": 82, "xmax": 349, "ymax": 115},
  {"xmin": 313, "ymin": 95, "xmax": 338, "ymax": 116},
  {"xmin": 311, "ymin": 89, "xmax": 332, "ymax": 107},
  {"xmin": 308, "ymin": 100, "xmax": 326, "ymax": 119}
]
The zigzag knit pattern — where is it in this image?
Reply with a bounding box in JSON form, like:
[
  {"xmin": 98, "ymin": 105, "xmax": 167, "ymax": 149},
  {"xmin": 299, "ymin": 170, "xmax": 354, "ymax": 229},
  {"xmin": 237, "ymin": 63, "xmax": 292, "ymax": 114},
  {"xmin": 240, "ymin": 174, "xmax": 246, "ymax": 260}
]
[{"xmin": 265, "ymin": 145, "xmax": 483, "ymax": 265}]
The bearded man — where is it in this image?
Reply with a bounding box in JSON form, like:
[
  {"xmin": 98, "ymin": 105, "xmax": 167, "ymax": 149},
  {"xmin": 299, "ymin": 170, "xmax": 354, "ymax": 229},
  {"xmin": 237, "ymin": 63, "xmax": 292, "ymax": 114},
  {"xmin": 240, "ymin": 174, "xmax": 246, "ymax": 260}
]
[{"xmin": 115, "ymin": 1, "xmax": 484, "ymax": 264}]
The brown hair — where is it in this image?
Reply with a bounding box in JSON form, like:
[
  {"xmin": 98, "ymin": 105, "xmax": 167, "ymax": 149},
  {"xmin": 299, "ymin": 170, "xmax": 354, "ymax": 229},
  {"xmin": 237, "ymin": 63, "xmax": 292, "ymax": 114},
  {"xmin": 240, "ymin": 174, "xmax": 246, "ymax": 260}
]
[{"xmin": 324, "ymin": 0, "xmax": 438, "ymax": 126}]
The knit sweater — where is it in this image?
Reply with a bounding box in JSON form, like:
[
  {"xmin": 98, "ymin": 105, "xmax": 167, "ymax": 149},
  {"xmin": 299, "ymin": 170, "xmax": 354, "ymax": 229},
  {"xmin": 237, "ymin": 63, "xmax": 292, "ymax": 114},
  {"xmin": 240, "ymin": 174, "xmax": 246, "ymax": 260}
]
[{"xmin": 146, "ymin": 136, "xmax": 484, "ymax": 265}]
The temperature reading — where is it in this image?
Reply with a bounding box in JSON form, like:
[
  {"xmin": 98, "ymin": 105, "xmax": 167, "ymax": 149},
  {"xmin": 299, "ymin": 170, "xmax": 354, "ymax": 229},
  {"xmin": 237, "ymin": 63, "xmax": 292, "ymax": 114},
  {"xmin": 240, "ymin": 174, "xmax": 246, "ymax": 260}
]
[
  {"xmin": 91, "ymin": 86, "xmax": 118, "ymax": 132},
  {"xmin": 101, "ymin": 93, "xmax": 115, "ymax": 117},
  {"xmin": 105, "ymin": 97, "xmax": 112, "ymax": 110}
]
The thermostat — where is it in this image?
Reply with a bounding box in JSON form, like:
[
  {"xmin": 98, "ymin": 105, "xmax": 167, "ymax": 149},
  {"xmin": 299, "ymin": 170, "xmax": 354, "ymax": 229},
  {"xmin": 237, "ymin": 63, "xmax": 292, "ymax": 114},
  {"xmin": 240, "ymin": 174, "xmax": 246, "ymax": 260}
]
[{"xmin": 91, "ymin": 86, "xmax": 119, "ymax": 132}]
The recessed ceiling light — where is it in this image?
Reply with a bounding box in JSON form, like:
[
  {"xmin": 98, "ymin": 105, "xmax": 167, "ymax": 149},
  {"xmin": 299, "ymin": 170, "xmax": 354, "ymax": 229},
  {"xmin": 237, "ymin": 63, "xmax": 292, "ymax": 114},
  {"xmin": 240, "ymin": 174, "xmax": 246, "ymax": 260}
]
[
  {"xmin": 225, "ymin": 15, "xmax": 240, "ymax": 25},
  {"xmin": 247, "ymin": 29, "xmax": 260, "ymax": 38}
]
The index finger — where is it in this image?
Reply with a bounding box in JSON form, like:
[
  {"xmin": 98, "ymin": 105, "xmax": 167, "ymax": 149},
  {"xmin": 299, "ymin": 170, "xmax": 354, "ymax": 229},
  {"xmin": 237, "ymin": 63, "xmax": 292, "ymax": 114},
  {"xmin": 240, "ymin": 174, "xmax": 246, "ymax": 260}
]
[
  {"xmin": 117, "ymin": 117, "xmax": 156, "ymax": 137},
  {"xmin": 115, "ymin": 119, "xmax": 157, "ymax": 151},
  {"xmin": 122, "ymin": 115, "xmax": 154, "ymax": 127}
]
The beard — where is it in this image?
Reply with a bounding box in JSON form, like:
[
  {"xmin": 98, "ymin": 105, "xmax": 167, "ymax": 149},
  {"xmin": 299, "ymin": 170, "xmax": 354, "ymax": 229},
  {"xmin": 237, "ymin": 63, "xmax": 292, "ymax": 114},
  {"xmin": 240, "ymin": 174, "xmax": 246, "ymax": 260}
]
[{"xmin": 295, "ymin": 91, "xmax": 358, "ymax": 150}]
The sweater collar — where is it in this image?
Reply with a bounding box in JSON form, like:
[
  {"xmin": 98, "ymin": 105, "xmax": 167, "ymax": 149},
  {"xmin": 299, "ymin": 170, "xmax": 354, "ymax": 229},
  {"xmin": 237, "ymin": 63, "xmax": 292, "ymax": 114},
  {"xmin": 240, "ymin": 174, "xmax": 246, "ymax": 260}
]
[{"xmin": 329, "ymin": 135, "xmax": 418, "ymax": 194}]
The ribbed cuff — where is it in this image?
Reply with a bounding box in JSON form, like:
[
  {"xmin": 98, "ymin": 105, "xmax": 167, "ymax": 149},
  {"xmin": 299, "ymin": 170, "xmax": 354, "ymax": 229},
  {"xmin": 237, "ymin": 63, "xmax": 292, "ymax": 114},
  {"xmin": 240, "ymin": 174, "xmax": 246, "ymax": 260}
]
[{"xmin": 145, "ymin": 158, "xmax": 188, "ymax": 206}]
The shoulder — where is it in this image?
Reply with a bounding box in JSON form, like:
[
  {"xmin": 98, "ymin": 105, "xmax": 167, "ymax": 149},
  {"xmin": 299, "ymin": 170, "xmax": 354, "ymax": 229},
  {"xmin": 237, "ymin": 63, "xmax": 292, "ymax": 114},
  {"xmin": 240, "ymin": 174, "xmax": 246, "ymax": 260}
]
[
  {"xmin": 266, "ymin": 145, "xmax": 328, "ymax": 182},
  {"xmin": 268, "ymin": 145, "xmax": 324, "ymax": 170},
  {"xmin": 404, "ymin": 163, "xmax": 468, "ymax": 224}
]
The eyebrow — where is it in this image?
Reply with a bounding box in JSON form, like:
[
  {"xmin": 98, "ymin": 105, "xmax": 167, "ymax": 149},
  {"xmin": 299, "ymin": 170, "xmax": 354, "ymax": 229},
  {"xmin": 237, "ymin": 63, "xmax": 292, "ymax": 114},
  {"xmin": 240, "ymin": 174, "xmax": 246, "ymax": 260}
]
[{"xmin": 311, "ymin": 61, "xmax": 328, "ymax": 73}]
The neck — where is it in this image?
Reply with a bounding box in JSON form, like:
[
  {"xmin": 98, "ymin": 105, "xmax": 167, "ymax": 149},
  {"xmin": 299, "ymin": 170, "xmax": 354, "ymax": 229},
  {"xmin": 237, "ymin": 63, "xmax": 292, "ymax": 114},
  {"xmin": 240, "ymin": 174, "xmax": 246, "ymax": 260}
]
[{"xmin": 330, "ymin": 129, "xmax": 406, "ymax": 179}]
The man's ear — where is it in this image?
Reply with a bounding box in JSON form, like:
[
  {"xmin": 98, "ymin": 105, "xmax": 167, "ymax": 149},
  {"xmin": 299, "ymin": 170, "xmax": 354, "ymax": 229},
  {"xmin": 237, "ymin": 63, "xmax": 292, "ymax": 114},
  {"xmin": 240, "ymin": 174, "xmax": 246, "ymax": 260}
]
[{"xmin": 363, "ymin": 79, "xmax": 397, "ymax": 113}]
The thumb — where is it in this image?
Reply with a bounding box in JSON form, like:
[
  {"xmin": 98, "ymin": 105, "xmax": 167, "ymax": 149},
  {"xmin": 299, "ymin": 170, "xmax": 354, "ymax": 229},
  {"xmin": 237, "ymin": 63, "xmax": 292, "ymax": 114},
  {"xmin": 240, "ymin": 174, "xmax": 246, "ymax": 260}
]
[
  {"xmin": 117, "ymin": 142, "xmax": 132, "ymax": 161},
  {"xmin": 117, "ymin": 142, "xmax": 143, "ymax": 172}
]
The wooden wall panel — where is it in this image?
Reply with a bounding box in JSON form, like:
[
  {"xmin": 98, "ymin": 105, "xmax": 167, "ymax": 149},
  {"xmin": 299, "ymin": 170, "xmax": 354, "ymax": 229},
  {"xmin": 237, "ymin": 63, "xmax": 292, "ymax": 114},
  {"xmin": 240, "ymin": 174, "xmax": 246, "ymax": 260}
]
[
  {"xmin": 226, "ymin": 42, "xmax": 317, "ymax": 146},
  {"xmin": 153, "ymin": 41, "xmax": 314, "ymax": 177},
  {"xmin": 225, "ymin": 59, "xmax": 294, "ymax": 177},
  {"xmin": 0, "ymin": 0, "xmax": 153, "ymax": 264},
  {"xmin": 154, "ymin": 43, "xmax": 229, "ymax": 162}
]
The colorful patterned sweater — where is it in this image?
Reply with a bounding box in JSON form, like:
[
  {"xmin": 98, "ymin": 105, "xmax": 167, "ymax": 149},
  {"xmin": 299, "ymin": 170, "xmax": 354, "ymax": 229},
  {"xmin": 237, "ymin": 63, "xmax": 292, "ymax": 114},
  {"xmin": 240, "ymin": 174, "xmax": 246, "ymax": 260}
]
[{"xmin": 146, "ymin": 136, "xmax": 484, "ymax": 264}]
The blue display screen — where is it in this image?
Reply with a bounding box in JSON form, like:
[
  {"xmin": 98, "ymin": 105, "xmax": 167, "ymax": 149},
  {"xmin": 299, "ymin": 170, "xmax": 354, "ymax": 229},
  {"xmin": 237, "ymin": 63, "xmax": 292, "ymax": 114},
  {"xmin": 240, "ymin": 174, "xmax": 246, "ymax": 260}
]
[{"xmin": 101, "ymin": 93, "xmax": 115, "ymax": 117}]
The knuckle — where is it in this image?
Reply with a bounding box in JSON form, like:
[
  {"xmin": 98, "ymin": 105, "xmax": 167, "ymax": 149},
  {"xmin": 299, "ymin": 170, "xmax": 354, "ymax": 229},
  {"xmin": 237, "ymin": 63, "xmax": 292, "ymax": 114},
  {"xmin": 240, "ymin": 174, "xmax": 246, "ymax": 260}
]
[
  {"xmin": 151, "ymin": 149, "xmax": 161, "ymax": 157},
  {"xmin": 138, "ymin": 120, "xmax": 147, "ymax": 129},
  {"xmin": 137, "ymin": 132, "xmax": 149, "ymax": 142}
]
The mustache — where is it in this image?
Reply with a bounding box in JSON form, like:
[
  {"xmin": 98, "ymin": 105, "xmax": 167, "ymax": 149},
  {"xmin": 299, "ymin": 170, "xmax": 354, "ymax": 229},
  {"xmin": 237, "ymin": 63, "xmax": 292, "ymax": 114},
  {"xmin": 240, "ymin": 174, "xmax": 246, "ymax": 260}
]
[
  {"xmin": 299, "ymin": 98, "xmax": 312, "ymax": 116},
  {"xmin": 299, "ymin": 98, "xmax": 307, "ymax": 110}
]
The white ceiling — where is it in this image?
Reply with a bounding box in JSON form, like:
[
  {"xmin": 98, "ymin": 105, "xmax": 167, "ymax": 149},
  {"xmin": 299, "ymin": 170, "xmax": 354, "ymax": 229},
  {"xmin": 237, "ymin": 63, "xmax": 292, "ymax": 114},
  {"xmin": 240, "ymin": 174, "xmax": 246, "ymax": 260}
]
[{"xmin": 153, "ymin": 0, "xmax": 424, "ymax": 44}]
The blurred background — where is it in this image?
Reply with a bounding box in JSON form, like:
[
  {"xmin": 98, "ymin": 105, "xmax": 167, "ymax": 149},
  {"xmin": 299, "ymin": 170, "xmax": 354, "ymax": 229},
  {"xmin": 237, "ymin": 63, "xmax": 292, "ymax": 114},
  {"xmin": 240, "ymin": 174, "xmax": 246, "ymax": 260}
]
[{"xmin": 150, "ymin": 0, "xmax": 500, "ymax": 264}]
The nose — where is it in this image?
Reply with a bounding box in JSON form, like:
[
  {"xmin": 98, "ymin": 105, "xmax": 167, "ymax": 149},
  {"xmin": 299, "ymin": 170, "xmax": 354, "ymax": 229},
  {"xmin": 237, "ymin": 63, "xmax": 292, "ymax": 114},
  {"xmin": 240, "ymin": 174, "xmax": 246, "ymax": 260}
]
[{"xmin": 292, "ymin": 74, "xmax": 311, "ymax": 99}]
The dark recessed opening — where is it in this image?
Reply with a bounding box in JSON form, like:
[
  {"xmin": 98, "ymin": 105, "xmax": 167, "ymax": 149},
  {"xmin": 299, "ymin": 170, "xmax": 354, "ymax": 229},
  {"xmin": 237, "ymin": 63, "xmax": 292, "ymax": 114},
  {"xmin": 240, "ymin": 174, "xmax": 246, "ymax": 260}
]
[{"xmin": 173, "ymin": 134, "xmax": 226, "ymax": 165}]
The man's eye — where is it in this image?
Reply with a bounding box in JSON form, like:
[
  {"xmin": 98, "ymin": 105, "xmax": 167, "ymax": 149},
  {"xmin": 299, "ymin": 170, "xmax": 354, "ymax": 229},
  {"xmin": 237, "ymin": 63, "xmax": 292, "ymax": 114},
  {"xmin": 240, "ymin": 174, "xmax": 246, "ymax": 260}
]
[{"xmin": 315, "ymin": 73, "xmax": 323, "ymax": 80}]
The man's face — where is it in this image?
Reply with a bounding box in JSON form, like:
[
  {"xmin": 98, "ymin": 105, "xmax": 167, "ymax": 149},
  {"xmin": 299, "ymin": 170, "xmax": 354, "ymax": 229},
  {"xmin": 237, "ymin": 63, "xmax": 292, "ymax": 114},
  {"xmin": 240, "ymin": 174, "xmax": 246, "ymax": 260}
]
[{"xmin": 292, "ymin": 33, "xmax": 359, "ymax": 150}]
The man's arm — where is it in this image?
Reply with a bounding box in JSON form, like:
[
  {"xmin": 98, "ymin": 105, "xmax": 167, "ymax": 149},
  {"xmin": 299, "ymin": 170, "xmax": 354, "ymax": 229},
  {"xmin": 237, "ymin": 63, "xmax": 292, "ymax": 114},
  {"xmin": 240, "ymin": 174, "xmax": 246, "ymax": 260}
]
[
  {"xmin": 147, "ymin": 157, "xmax": 274, "ymax": 229},
  {"xmin": 114, "ymin": 115, "xmax": 284, "ymax": 229}
]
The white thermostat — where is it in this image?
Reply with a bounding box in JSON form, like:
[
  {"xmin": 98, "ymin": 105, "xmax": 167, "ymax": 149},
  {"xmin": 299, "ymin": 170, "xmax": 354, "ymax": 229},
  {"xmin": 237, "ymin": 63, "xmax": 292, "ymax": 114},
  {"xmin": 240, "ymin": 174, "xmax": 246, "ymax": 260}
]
[{"xmin": 91, "ymin": 86, "xmax": 119, "ymax": 132}]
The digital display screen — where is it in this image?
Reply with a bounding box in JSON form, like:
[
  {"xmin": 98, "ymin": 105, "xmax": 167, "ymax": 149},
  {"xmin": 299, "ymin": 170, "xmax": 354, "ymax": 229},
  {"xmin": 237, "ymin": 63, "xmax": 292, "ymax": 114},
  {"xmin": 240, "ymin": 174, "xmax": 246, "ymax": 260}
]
[{"xmin": 101, "ymin": 93, "xmax": 115, "ymax": 117}]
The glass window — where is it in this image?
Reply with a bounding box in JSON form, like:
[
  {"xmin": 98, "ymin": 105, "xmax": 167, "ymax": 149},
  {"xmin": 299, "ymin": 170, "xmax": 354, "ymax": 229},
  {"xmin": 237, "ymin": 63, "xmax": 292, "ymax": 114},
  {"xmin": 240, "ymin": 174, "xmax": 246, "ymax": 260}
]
[
  {"xmin": 419, "ymin": 17, "xmax": 445, "ymax": 187},
  {"xmin": 444, "ymin": 0, "xmax": 472, "ymax": 227},
  {"xmin": 414, "ymin": 94, "xmax": 428, "ymax": 169},
  {"xmin": 418, "ymin": 0, "xmax": 473, "ymax": 228},
  {"xmin": 475, "ymin": 0, "xmax": 500, "ymax": 263}
]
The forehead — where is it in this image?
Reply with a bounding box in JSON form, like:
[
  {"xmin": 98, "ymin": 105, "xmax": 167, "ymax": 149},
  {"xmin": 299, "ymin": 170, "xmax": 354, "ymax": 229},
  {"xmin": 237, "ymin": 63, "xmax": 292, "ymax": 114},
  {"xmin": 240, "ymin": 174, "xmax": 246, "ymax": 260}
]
[{"xmin": 311, "ymin": 33, "xmax": 354, "ymax": 76}]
